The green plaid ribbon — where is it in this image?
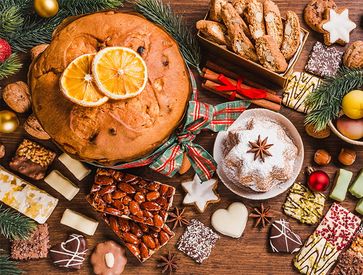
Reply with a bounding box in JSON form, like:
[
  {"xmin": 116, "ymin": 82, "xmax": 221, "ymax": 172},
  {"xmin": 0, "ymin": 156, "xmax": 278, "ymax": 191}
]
[{"xmin": 95, "ymin": 70, "xmax": 250, "ymax": 181}]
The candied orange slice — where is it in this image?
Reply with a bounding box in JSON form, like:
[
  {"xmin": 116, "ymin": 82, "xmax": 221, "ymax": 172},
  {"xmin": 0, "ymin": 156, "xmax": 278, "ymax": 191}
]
[
  {"xmin": 60, "ymin": 54, "xmax": 108, "ymax": 107},
  {"xmin": 92, "ymin": 47, "xmax": 148, "ymax": 100}
]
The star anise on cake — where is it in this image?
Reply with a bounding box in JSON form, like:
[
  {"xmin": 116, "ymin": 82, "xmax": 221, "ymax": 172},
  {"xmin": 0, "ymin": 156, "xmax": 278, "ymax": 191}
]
[
  {"xmin": 249, "ymin": 203, "xmax": 274, "ymax": 228},
  {"xmin": 247, "ymin": 135, "xmax": 273, "ymax": 162},
  {"xmin": 157, "ymin": 251, "xmax": 178, "ymax": 274},
  {"xmin": 167, "ymin": 207, "xmax": 189, "ymax": 230}
]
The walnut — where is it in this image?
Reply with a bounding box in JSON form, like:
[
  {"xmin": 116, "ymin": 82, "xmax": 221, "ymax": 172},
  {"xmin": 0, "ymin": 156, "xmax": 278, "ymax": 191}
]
[
  {"xmin": 24, "ymin": 114, "xmax": 51, "ymax": 140},
  {"xmin": 0, "ymin": 143, "xmax": 5, "ymax": 159},
  {"xmin": 30, "ymin": 44, "xmax": 49, "ymax": 61},
  {"xmin": 2, "ymin": 81, "xmax": 31, "ymax": 113}
]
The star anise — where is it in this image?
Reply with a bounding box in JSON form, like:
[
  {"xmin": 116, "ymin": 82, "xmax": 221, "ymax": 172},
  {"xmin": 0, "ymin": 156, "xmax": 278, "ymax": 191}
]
[
  {"xmin": 249, "ymin": 203, "xmax": 274, "ymax": 228},
  {"xmin": 247, "ymin": 135, "xmax": 273, "ymax": 162},
  {"xmin": 167, "ymin": 207, "xmax": 189, "ymax": 230},
  {"xmin": 157, "ymin": 251, "xmax": 178, "ymax": 274}
]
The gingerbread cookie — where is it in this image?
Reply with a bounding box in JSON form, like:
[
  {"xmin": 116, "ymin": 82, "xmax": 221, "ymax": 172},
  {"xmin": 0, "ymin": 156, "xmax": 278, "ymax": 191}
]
[
  {"xmin": 246, "ymin": 0, "xmax": 266, "ymax": 40},
  {"xmin": 263, "ymin": 0, "xmax": 283, "ymax": 48},
  {"xmin": 255, "ymin": 35, "xmax": 288, "ymax": 73},
  {"xmin": 196, "ymin": 20, "xmax": 228, "ymax": 45},
  {"xmin": 343, "ymin": 41, "xmax": 363, "ymax": 69},
  {"xmin": 281, "ymin": 11, "xmax": 301, "ymax": 61},
  {"xmin": 91, "ymin": 241, "xmax": 127, "ymax": 275},
  {"xmin": 321, "ymin": 8, "xmax": 356, "ymax": 46},
  {"xmin": 304, "ymin": 0, "xmax": 337, "ymax": 33}
]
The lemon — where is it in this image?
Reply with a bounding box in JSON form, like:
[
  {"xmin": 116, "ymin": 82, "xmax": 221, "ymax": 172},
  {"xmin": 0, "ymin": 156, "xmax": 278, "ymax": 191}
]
[
  {"xmin": 92, "ymin": 47, "xmax": 148, "ymax": 100},
  {"xmin": 342, "ymin": 90, "xmax": 363, "ymax": 119},
  {"xmin": 60, "ymin": 54, "xmax": 109, "ymax": 107}
]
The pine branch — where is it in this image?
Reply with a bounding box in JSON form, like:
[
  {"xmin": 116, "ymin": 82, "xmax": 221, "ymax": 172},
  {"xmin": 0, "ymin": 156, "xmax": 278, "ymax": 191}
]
[
  {"xmin": 0, "ymin": 205, "xmax": 36, "ymax": 240},
  {"xmin": 0, "ymin": 255, "xmax": 23, "ymax": 275},
  {"xmin": 305, "ymin": 67, "xmax": 363, "ymax": 131},
  {"xmin": 131, "ymin": 0, "xmax": 201, "ymax": 73},
  {"xmin": 0, "ymin": 53, "xmax": 22, "ymax": 80},
  {"xmin": 4, "ymin": 0, "xmax": 124, "ymax": 52},
  {"xmin": 0, "ymin": 6, "xmax": 24, "ymax": 35}
]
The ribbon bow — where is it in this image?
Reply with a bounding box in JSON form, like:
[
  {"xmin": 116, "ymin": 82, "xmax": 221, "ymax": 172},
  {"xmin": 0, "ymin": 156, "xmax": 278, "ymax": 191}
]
[{"xmin": 216, "ymin": 74, "xmax": 267, "ymax": 100}]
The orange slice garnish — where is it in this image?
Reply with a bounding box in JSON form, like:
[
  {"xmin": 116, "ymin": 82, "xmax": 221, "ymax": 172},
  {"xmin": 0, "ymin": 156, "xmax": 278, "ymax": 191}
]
[
  {"xmin": 92, "ymin": 47, "xmax": 148, "ymax": 100},
  {"xmin": 60, "ymin": 54, "xmax": 108, "ymax": 107}
]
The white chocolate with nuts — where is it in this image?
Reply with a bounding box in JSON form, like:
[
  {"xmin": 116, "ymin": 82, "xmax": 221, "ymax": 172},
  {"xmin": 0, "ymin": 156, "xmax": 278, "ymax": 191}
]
[
  {"xmin": 0, "ymin": 166, "xmax": 58, "ymax": 223},
  {"xmin": 44, "ymin": 170, "xmax": 80, "ymax": 201}
]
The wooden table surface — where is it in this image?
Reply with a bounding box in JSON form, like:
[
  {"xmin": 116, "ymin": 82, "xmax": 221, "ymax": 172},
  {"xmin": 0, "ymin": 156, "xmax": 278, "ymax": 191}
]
[{"xmin": 0, "ymin": 1, "xmax": 362, "ymax": 274}]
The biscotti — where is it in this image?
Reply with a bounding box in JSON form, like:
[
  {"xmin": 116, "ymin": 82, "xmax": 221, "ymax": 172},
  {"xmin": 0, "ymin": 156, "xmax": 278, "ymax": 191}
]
[
  {"xmin": 232, "ymin": 0, "xmax": 249, "ymax": 16},
  {"xmin": 246, "ymin": 0, "xmax": 266, "ymax": 40},
  {"xmin": 196, "ymin": 20, "xmax": 228, "ymax": 45},
  {"xmin": 281, "ymin": 11, "xmax": 301, "ymax": 60},
  {"xmin": 210, "ymin": 0, "xmax": 229, "ymax": 22},
  {"xmin": 222, "ymin": 3, "xmax": 258, "ymax": 62},
  {"xmin": 255, "ymin": 35, "xmax": 288, "ymax": 72},
  {"xmin": 263, "ymin": 0, "xmax": 283, "ymax": 48},
  {"xmin": 221, "ymin": 3, "xmax": 251, "ymax": 39}
]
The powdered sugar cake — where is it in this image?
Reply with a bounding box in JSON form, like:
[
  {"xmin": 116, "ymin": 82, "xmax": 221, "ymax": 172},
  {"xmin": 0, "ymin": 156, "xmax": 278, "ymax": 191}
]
[{"xmin": 214, "ymin": 109, "xmax": 304, "ymax": 200}]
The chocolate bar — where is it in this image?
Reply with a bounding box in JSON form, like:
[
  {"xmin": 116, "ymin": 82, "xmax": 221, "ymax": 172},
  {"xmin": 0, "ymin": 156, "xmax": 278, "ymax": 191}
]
[
  {"xmin": 9, "ymin": 139, "xmax": 56, "ymax": 180},
  {"xmin": 103, "ymin": 213, "xmax": 175, "ymax": 262},
  {"xmin": 87, "ymin": 169, "xmax": 175, "ymax": 228},
  {"xmin": 0, "ymin": 166, "xmax": 58, "ymax": 223}
]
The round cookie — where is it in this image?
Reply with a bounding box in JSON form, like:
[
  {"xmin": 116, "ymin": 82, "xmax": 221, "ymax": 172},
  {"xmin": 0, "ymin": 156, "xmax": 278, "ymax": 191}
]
[
  {"xmin": 343, "ymin": 40, "xmax": 363, "ymax": 69},
  {"xmin": 304, "ymin": 0, "xmax": 337, "ymax": 33},
  {"xmin": 91, "ymin": 241, "xmax": 127, "ymax": 275}
]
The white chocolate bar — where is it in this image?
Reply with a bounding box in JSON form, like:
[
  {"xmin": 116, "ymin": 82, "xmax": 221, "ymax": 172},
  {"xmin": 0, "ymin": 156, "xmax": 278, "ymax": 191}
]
[
  {"xmin": 60, "ymin": 209, "xmax": 98, "ymax": 235},
  {"xmin": 44, "ymin": 170, "xmax": 80, "ymax": 201},
  {"xmin": 58, "ymin": 153, "xmax": 91, "ymax": 181},
  {"xmin": 0, "ymin": 166, "xmax": 58, "ymax": 224}
]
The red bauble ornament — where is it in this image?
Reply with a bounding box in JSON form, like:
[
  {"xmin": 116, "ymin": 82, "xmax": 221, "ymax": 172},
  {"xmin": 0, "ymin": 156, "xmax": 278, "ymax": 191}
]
[
  {"xmin": 0, "ymin": 39, "xmax": 12, "ymax": 62},
  {"xmin": 307, "ymin": 168, "xmax": 330, "ymax": 192}
]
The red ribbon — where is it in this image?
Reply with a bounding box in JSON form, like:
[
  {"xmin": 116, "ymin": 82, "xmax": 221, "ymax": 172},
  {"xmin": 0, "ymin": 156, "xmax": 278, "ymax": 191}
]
[{"xmin": 215, "ymin": 74, "xmax": 267, "ymax": 100}]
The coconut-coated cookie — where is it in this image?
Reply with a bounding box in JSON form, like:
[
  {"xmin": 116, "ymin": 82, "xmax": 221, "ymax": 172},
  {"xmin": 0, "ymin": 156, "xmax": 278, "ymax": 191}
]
[
  {"xmin": 343, "ymin": 41, "xmax": 363, "ymax": 69},
  {"xmin": 263, "ymin": 0, "xmax": 283, "ymax": 48},
  {"xmin": 246, "ymin": 0, "xmax": 266, "ymax": 40},
  {"xmin": 281, "ymin": 11, "xmax": 301, "ymax": 60},
  {"xmin": 255, "ymin": 35, "xmax": 288, "ymax": 72},
  {"xmin": 304, "ymin": 0, "xmax": 336, "ymax": 33}
]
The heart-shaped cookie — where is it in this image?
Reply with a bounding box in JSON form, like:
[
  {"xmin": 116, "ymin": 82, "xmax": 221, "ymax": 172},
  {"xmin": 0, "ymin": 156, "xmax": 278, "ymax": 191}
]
[{"xmin": 211, "ymin": 202, "xmax": 248, "ymax": 238}]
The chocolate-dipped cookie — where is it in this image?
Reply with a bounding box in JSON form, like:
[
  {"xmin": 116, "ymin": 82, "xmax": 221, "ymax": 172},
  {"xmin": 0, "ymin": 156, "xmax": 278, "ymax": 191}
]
[
  {"xmin": 91, "ymin": 240, "xmax": 127, "ymax": 275},
  {"xmin": 50, "ymin": 234, "xmax": 87, "ymax": 269}
]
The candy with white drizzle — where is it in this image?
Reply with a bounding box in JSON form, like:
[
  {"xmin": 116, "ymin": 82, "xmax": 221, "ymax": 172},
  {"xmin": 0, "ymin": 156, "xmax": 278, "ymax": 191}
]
[
  {"xmin": 50, "ymin": 234, "xmax": 87, "ymax": 270},
  {"xmin": 269, "ymin": 219, "xmax": 302, "ymax": 253},
  {"xmin": 181, "ymin": 175, "xmax": 220, "ymax": 213}
]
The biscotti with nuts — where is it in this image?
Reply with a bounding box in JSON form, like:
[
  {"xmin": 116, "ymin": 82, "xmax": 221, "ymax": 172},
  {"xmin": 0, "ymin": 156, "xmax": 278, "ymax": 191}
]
[
  {"xmin": 246, "ymin": 0, "xmax": 266, "ymax": 40},
  {"xmin": 196, "ymin": 20, "xmax": 228, "ymax": 45},
  {"xmin": 281, "ymin": 11, "xmax": 301, "ymax": 60},
  {"xmin": 221, "ymin": 3, "xmax": 251, "ymax": 39},
  {"xmin": 232, "ymin": 0, "xmax": 249, "ymax": 16},
  {"xmin": 255, "ymin": 35, "xmax": 288, "ymax": 72},
  {"xmin": 222, "ymin": 4, "xmax": 258, "ymax": 62},
  {"xmin": 210, "ymin": 0, "xmax": 229, "ymax": 22},
  {"xmin": 263, "ymin": 0, "xmax": 283, "ymax": 48}
]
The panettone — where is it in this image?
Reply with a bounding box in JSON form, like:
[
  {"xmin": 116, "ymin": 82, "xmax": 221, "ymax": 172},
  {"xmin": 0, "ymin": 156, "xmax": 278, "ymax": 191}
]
[{"xmin": 30, "ymin": 12, "xmax": 191, "ymax": 165}]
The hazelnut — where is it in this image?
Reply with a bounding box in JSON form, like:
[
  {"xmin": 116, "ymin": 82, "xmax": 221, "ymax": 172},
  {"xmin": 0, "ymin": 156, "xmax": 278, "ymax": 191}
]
[
  {"xmin": 30, "ymin": 44, "xmax": 48, "ymax": 60},
  {"xmin": 2, "ymin": 81, "xmax": 31, "ymax": 113},
  {"xmin": 314, "ymin": 149, "xmax": 331, "ymax": 166},
  {"xmin": 338, "ymin": 148, "xmax": 356, "ymax": 166},
  {"xmin": 305, "ymin": 123, "xmax": 331, "ymax": 139}
]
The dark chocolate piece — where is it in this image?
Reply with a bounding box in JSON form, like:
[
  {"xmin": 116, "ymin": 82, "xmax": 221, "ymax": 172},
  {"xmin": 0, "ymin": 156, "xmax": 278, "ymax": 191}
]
[
  {"xmin": 10, "ymin": 224, "xmax": 49, "ymax": 260},
  {"xmin": 49, "ymin": 234, "xmax": 87, "ymax": 270},
  {"xmin": 305, "ymin": 41, "xmax": 344, "ymax": 78},
  {"xmin": 269, "ymin": 219, "xmax": 302, "ymax": 254}
]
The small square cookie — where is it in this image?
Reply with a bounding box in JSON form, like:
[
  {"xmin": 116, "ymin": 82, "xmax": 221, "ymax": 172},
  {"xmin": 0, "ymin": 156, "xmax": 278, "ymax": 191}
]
[
  {"xmin": 305, "ymin": 41, "xmax": 344, "ymax": 78},
  {"xmin": 177, "ymin": 219, "xmax": 219, "ymax": 263}
]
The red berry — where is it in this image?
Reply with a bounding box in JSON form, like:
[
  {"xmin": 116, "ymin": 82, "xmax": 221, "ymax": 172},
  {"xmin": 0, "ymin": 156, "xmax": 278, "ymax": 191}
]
[
  {"xmin": 0, "ymin": 39, "xmax": 12, "ymax": 62},
  {"xmin": 308, "ymin": 170, "xmax": 330, "ymax": 192}
]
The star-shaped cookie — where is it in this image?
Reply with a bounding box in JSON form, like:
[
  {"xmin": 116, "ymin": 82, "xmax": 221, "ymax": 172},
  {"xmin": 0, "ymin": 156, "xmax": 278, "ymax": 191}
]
[
  {"xmin": 181, "ymin": 175, "xmax": 220, "ymax": 213},
  {"xmin": 321, "ymin": 8, "xmax": 356, "ymax": 46}
]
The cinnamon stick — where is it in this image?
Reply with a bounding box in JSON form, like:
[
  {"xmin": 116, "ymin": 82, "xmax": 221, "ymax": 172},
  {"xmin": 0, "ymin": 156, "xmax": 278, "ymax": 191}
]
[
  {"xmin": 202, "ymin": 68, "xmax": 281, "ymax": 104},
  {"xmin": 202, "ymin": 80, "xmax": 281, "ymax": 112},
  {"xmin": 205, "ymin": 61, "xmax": 278, "ymax": 95}
]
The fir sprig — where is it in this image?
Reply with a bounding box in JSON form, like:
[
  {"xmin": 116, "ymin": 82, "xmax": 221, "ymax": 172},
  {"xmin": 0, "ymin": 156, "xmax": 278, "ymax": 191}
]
[
  {"xmin": 0, "ymin": 255, "xmax": 22, "ymax": 275},
  {"xmin": 131, "ymin": 0, "xmax": 201, "ymax": 73},
  {"xmin": 0, "ymin": 53, "xmax": 22, "ymax": 80},
  {"xmin": 305, "ymin": 67, "xmax": 363, "ymax": 131},
  {"xmin": 0, "ymin": 6, "xmax": 24, "ymax": 35},
  {"xmin": 0, "ymin": 205, "xmax": 36, "ymax": 240}
]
